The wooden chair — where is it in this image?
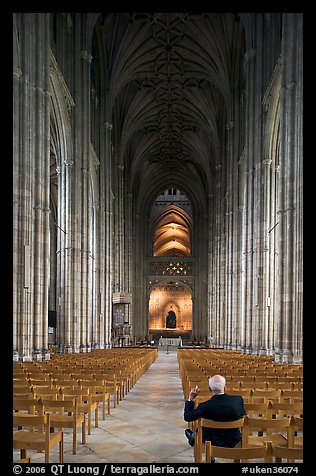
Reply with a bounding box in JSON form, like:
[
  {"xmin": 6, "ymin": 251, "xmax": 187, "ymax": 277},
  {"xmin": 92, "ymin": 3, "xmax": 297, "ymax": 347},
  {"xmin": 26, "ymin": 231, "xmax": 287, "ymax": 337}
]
[
  {"xmin": 13, "ymin": 384, "xmax": 32, "ymax": 393},
  {"xmin": 60, "ymin": 387, "xmax": 98, "ymax": 435},
  {"xmin": 251, "ymin": 389, "xmax": 282, "ymax": 403},
  {"xmin": 242, "ymin": 415, "xmax": 291, "ymax": 447},
  {"xmin": 281, "ymin": 389, "xmax": 303, "ymax": 403},
  {"xmin": 52, "ymin": 379, "xmax": 79, "ymax": 390},
  {"xmin": 78, "ymin": 379, "xmax": 111, "ymax": 419},
  {"xmin": 244, "ymin": 402, "xmax": 270, "ymax": 418},
  {"xmin": 205, "ymin": 441, "xmax": 268, "ymax": 463},
  {"xmin": 267, "ymin": 401, "xmax": 303, "ymax": 419},
  {"xmin": 39, "ymin": 397, "xmax": 86, "ymax": 454},
  {"xmin": 13, "ymin": 391, "xmax": 37, "ymax": 400},
  {"xmin": 13, "ymin": 411, "xmax": 64, "ymax": 463},
  {"xmin": 94, "ymin": 372, "xmax": 120, "ymax": 408},
  {"xmin": 13, "ymin": 398, "xmax": 38, "ymax": 420},
  {"xmin": 228, "ymin": 389, "xmax": 254, "ymax": 399},
  {"xmin": 266, "ymin": 441, "xmax": 303, "ymax": 463},
  {"xmin": 195, "ymin": 417, "xmax": 245, "ymax": 463},
  {"xmin": 31, "ymin": 387, "xmax": 62, "ymax": 400},
  {"xmin": 288, "ymin": 416, "xmax": 303, "ymax": 448},
  {"xmin": 28, "ymin": 378, "xmax": 52, "ymax": 386}
]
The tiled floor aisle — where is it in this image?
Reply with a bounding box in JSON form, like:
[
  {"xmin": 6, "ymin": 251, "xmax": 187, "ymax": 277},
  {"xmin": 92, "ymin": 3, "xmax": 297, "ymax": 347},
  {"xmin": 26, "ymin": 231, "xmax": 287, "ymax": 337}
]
[{"xmin": 14, "ymin": 349, "xmax": 195, "ymax": 463}]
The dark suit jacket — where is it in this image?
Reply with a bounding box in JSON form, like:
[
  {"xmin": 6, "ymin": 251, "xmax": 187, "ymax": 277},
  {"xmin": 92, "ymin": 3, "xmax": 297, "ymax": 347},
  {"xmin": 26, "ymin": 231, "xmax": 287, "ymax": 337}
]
[{"xmin": 184, "ymin": 393, "xmax": 246, "ymax": 447}]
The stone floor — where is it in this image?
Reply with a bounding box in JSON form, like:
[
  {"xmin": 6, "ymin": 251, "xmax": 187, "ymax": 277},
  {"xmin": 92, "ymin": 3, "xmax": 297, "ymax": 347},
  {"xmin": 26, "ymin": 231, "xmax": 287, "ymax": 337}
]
[{"xmin": 13, "ymin": 348, "xmax": 196, "ymax": 464}]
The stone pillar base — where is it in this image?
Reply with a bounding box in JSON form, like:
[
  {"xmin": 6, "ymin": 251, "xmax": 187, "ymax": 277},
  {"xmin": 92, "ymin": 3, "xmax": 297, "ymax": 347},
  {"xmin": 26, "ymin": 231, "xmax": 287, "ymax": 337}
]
[
  {"xmin": 291, "ymin": 354, "xmax": 303, "ymax": 364},
  {"xmin": 64, "ymin": 344, "xmax": 73, "ymax": 353},
  {"xmin": 259, "ymin": 346, "xmax": 268, "ymax": 356},
  {"xmin": 281, "ymin": 349, "xmax": 292, "ymax": 364},
  {"xmin": 42, "ymin": 350, "xmax": 51, "ymax": 361},
  {"xmin": 13, "ymin": 351, "xmax": 19, "ymax": 363},
  {"xmin": 32, "ymin": 351, "xmax": 43, "ymax": 362}
]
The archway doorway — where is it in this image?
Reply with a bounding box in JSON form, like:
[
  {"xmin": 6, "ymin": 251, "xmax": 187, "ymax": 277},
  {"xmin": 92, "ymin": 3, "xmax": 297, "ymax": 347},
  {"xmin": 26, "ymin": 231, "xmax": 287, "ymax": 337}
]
[{"xmin": 148, "ymin": 282, "xmax": 192, "ymax": 344}]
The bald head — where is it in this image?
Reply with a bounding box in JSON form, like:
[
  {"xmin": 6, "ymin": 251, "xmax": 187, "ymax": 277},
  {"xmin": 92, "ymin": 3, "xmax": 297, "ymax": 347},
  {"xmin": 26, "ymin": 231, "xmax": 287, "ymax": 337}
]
[{"xmin": 208, "ymin": 374, "xmax": 226, "ymax": 394}]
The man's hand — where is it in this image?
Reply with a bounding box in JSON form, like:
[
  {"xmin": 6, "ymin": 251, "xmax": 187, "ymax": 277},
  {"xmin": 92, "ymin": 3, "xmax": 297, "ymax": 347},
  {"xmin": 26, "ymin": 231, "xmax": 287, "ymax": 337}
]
[{"xmin": 188, "ymin": 385, "xmax": 200, "ymax": 400}]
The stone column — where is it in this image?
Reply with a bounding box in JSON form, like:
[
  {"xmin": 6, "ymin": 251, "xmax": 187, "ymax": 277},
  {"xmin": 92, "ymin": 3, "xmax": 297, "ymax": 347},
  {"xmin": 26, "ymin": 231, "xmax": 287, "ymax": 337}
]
[
  {"xmin": 224, "ymin": 121, "xmax": 234, "ymax": 350},
  {"xmin": 91, "ymin": 204, "xmax": 100, "ymax": 349},
  {"xmin": 79, "ymin": 49, "xmax": 93, "ymax": 353},
  {"xmin": 13, "ymin": 48, "xmax": 23, "ymax": 361},
  {"xmin": 208, "ymin": 191, "xmax": 215, "ymax": 342},
  {"xmin": 92, "ymin": 85, "xmax": 106, "ymax": 350},
  {"xmin": 13, "ymin": 14, "xmax": 51, "ymax": 361},
  {"xmin": 60, "ymin": 159, "xmax": 74, "ymax": 354},
  {"xmin": 276, "ymin": 13, "xmax": 303, "ymax": 364},
  {"xmin": 238, "ymin": 148, "xmax": 247, "ymax": 353},
  {"xmin": 258, "ymin": 158, "xmax": 273, "ymax": 355},
  {"xmin": 125, "ymin": 193, "xmax": 134, "ymax": 327},
  {"xmin": 212, "ymin": 164, "xmax": 223, "ymax": 347},
  {"xmin": 33, "ymin": 14, "xmax": 51, "ymax": 361},
  {"xmin": 104, "ymin": 120, "xmax": 114, "ymax": 348},
  {"xmin": 242, "ymin": 46, "xmax": 257, "ymax": 355}
]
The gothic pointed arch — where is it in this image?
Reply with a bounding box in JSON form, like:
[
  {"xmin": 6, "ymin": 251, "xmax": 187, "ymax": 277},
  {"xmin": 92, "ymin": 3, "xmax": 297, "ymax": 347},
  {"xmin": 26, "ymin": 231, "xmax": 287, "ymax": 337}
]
[
  {"xmin": 49, "ymin": 50, "xmax": 75, "ymax": 351},
  {"xmin": 150, "ymin": 204, "xmax": 192, "ymax": 257}
]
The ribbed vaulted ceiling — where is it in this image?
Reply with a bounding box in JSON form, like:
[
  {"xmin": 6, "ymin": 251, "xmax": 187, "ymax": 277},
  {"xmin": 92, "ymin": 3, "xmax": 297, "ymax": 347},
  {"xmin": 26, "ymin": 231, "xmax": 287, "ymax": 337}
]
[{"xmin": 93, "ymin": 13, "xmax": 244, "ymax": 206}]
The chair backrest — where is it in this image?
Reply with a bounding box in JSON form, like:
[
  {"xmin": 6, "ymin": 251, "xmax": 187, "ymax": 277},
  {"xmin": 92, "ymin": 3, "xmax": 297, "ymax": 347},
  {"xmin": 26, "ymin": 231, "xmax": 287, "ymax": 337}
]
[
  {"xmin": 60, "ymin": 387, "xmax": 91, "ymax": 403},
  {"xmin": 13, "ymin": 384, "xmax": 32, "ymax": 392},
  {"xmin": 195, "ymin": 417, "xmax": 245, "ymax": 463},
  {"xmin": 287, "ymin": 416, "xmax": 303, "ymax": 448},
  {"xmin": 13, "ymin": 398, "xmax": 38, "ymax": 414},
  {"xmin": 281, "ymin": 389, "xmax": 303, "ymax": 403},
  {"xmin": 31, "ymin": 387, "xmax": 62, "ymax": 399},
  {"xmin": 242, "ymin": 415, "xmax": 291, "ymax": 446},
  {"xmin": 39, "ymin": 396, "xmax": 78, "ymax": 414},
  {"xmin": 13, "ymin": 406, "xmax": 46, "ymax": 433},
  {"xmin": 251, "ymin": 389, "xmax": 282, "ymax": 403},
  {"xmin": 228, "ymin": 389, "xmax": 253, "ymax": 398},
  {"xmin": 205, "ymin": 440, "xmax": 268, "ymax": 463},
  {"xmin": 13, "ymin": 392, "xmax": 37, "ymax": 399},
  {"xmin": 52, "ymin": 379, "xmax": 78, "ymax": 389},
  {"xmin": 267, "ymin": 401, "xmax": 303, "ymax": 419},
  {"xmin": 244, "ymin": 402, "xmax": 270, "ymax": 417},
  {"xmin": 266, "ymin": 441, "xmax": 303, "ymax": 463}
]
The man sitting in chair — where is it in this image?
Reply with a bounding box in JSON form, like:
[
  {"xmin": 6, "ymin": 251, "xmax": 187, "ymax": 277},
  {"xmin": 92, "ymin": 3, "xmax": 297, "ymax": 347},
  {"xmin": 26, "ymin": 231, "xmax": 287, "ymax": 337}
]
[{"xmin": 184, "ymin": 374, "xmax": 246, "ymax": 462}]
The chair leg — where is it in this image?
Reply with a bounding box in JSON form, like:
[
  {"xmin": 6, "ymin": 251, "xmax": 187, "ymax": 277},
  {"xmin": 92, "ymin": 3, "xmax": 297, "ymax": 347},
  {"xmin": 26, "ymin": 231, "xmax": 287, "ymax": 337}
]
[
  {"xmin": 73, "ymin": 427, "xmax": 77, "ymax": 454},
  {"xmin": 60, "ymin": 433, "xmax": 64, "ymax": 463},
  {"xmin": 82, "ymin": 416, "xmax": 86, "ymax": 445},
  {"xmin": 95, "ymin": 406, "xmax": 99, "ymax": 428},
  {"xmin": 102, "ymin": 398, "xmax": 106, "ymax": 419},
  {"xmin": 113, "ymin": 391, "xmax": 117, "ymax": 408},
  {"xmin": 88, "ymin": 412, "xmax": 91, "ymax": 435}
]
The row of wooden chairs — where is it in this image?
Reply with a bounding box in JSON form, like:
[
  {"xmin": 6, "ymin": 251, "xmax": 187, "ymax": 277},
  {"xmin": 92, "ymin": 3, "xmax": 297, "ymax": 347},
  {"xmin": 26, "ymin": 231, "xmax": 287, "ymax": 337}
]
[
  {"xmin": 194, "ymin": 388, "xmax": 303, "ymax": 406},
  {"xmin": 13, "ymin": 348, "xmax": 158, "ymax": 463},
  {"xmin": 13, "ymin": 410, "xmax": 64, "ymax": 463},
  {"xmin": 178, "ymin": 348, "xmax": 303, "ymax": 464},
  {"xmin": 194, "ymin": 415, "xmax": 303, "ymax": 463},
  {"xmin": 14, "ymin": 378, "xmax": 111, "ymax": 421},
  {"xmin": 205, "ymin": 440, "xmax": 303, "ymax": 463},
  {"xmin": 178, "ymin": 349, "xmax": 302, "ymax": 407},
  {"xmin": 13, "ymin": 395, "xmax": 86, "ymax": 456}
]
